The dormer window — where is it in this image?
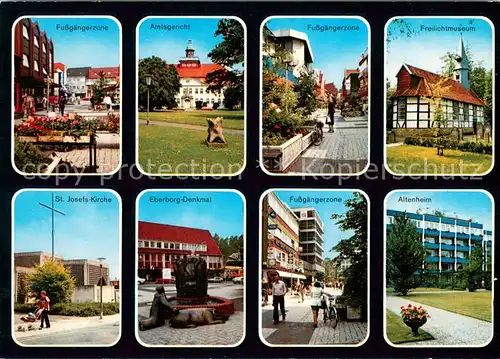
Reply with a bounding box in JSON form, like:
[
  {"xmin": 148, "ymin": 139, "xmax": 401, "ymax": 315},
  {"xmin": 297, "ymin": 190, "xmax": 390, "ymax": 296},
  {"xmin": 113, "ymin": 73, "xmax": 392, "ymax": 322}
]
[{"xmin": 410, "ymin": 75, "xmax": 419, "ymax": 89}]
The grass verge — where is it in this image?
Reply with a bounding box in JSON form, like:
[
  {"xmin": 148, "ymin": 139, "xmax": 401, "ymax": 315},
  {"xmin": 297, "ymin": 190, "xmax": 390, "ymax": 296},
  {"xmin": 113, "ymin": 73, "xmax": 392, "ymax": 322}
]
[
  {"xmin": 386, "ymin": 310, "xmax": 434, "ymax": 344},
  {"xmin": 139, "ymin": 110, "xmax": 244, "ymax": 130}
]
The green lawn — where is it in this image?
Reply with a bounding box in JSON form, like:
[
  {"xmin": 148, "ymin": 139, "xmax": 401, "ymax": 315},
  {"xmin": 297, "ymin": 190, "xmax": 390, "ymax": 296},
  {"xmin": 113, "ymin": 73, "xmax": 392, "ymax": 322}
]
[
  {"xmin": 387, "ymin": 145, "xmax": 492, "ymax": 174},
  {"xmin": 138, "ymin": 125, "xmax": 244, "ymax": 175},
  {"xmin": 138, "ymin": 110, "xmax": 245, "ymax": 130},
  {"xmin": 403, "ymin": 291, "xmax": 492, "ymax": 322},
  {"xmin": 387, "ymin": 287, "xmax": 460, "ymax": 294},
  {"xmin": 386, "ymin": 310, "xmax": 434, "ymax": 344}
]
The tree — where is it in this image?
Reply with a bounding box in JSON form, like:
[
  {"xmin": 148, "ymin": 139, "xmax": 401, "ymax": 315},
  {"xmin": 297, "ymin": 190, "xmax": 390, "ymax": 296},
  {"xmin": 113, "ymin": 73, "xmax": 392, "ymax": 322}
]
[
  {"xmin": 433, "ymin": 210, "xmax": 445, "ymax": 217},
  {"xmin": 90, "ymin": 71, "xmax": 107, "ymax": 103},
  {"xmin": 387, "ymin": 213, "xmax": 427, "ymax": 295},
  {"xmin": 462, "ymin": 247, "xmax": 483, "ymax": 292},
  {"xmin": 138, "ymin": 56, "xmax": 181, "ymax": 110},
  {"xmin": 315, "ymin": 271, "xmax": 325, "ymax": 282},
  {"xmin": 331, "ymin": 192, "xmax": 367, "ymax": 307},
  {"xmin": 206, "ymin": 19, "xmax": 244, "ymax": 109},
  {"xmin": 28, "ymin": 260, "xmax": 76, "ymax": 305},
  {"xmin": 294, "ymin": 70, "xmax": 318, "ymax": 116}
]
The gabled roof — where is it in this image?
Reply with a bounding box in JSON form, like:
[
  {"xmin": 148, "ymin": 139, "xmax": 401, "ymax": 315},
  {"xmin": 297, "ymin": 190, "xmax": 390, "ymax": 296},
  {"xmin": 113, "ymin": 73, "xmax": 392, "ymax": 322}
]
[
  {"xmin": 393, "ymin": 63, "xmax": 485, "ymax": 106},
  {"xmin": 67, "ymin": 67, "xmax": 90, "ymax": 77},
  {"xmin": 175, "ymin": 63, "xmax": 225, "ymax": 82},
  {"xmin": 138, "ymin": 221, "xmax": 222, "ymax": 256},
  {"xmin": 344, "ymin": 69, "xmax": 359, "ymax": 78},
  {"xmin": 88, "ymin": 67, "xmax": 120, "ymax": 79},
  {"xmin": 324, "ymin": 82, "xmax": 338, "ymax": 94},
  {"xmin": 54, "ymin": 62, "xmax": 66, "ymax": 72}
]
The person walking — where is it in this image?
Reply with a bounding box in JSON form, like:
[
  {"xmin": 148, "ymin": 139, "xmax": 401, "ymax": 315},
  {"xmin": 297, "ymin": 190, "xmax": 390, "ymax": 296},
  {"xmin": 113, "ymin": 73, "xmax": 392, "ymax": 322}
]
[
  {"xmin": 59, "ymin": 94, "xmax": 66, "ymax": 116},
  {"xmin": 38, "ymin": 290, "xmax": 51, "ymax": 329},
  {"xmin": 298, "ymin": 280, "xmax": 305, "ymax": 303},
  {"xmin": 104, "ymin": 95, "xmax": 112, "ymax": 111},
  {"xmin": 272, "ymin": 274, "xmax": 286, "ymax": 324},
  {"xmin": 310, "ymin": 281, "xmax": 333, "ymax": 328},
  {"xmin": 49, "ymin": 93, "xmax": 57, "ymax": 112},
  {"xmin": 326, "ymin": 94, "xmax": 335, "ymax": 133}
]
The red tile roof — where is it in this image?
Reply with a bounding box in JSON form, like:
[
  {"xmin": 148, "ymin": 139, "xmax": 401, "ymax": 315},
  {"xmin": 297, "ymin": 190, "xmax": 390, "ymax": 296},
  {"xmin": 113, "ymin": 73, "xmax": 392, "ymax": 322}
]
[
  {"xmin": 393, "ymin": 64, "xmax": 485, "ymax": 106},
  {"xmin": 324, "ymin": 82, "xmax": 338, "ymax": 95},
  {"xmin": 138, "ymin": 221, "xmax": 222, "ymax": 256},
  {"xmin": 54, "ymin": 62, "xmax": 66, "ymax": 72},
  {"xmin": 88, "ymin": 67, "xmax": 120, "ymax": 79},
  {"xmin": 175, "ymin": 64, "xmax": 225, "ymax": 82}
]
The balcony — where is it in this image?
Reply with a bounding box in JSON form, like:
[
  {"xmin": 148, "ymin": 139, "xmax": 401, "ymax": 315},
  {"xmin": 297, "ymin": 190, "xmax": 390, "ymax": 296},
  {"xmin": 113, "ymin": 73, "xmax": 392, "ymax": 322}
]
[
  {"xmin": 440, "ymin": 231, "xmax": 455, "ymax": 239},
  {"xmin": 441, "ymin": 257, "xmax": 455, "ymax": 263},
  {"xmin": 456, "ymin": 244, "xmax": 471, "ymax": 252},
  {"xmin": 457, "ymin": 257, "xmax": 469, "ymax": 264},
  {"xmin": 456, "ymin": 232, "xmax": 469, "ymax": 240},
  {"xmin": 471, "ymin": 234, "xmax": 483, "ymax": 242},
  {"xmin": 424, "ymin": 229, "xmax": 439, "ymax": 236},
  {"xmin": 441, "ymin": 244, "xmax": 455, "ymax": 251},
  {"xmin": 424, "ymin": 242, "xmax": 439, "ymax": 249},
  {"xmin": 426, "ymin": 256, "xmax": 439, "ymax": 263}
]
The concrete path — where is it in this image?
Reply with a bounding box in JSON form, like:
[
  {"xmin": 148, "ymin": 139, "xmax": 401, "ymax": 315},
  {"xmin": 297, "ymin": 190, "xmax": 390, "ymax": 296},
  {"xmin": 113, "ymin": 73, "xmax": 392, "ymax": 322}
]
[
  {"xmin": 286, "ymin": 113, "xmax": 369, "ymax": 174},
  {"xmin": 386, "ymin": 296, "xmax": 492, "ymax": 346},
  {"xmin": 139, "ymin": 119, "xmax": 244, "ymax": 136},
  {"xmin": 261, "ymin": 288, "xmax": 367, "ymax": 345}
]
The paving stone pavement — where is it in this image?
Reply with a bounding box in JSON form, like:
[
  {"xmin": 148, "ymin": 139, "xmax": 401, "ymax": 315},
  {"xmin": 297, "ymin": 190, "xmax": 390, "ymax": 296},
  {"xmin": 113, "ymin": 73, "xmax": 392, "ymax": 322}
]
[
  {"xmin": 52, "ymin": 148, "xmax": 120, "ymax": 173},
  {"xmin": 137, "ymin": 306, "xmax": 244, "ymax": 346},
  {"xmin": 261, "ymin": 295, "xmax": 367, "ymax": 345},
  {"xmin": 386, "ymin": 295, "xmax": 492, "ymax": 346},
  {"xmin": 287, "ymin": 115, "xmax": 369, "ymax": 174}
]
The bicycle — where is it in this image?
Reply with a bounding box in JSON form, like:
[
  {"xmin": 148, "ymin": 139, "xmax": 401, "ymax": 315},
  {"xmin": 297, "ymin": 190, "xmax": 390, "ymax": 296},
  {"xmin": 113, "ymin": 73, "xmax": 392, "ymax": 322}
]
[
  {"xmin": 322, "ymin": 296, "xmax": 338, "ymax": 328},
  {"xmin": 311, "ymin": 119, "xmax": 324, "ymax": 146}
]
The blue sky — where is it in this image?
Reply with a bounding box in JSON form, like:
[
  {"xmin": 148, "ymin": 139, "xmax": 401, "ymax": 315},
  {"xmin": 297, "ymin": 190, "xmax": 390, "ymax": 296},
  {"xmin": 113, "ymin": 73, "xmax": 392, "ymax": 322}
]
[
  {"xmin": 274, "ymin": 190, "xmax": 360, "ymax": 259},
  {"xmin": 14, "ymin": 191, "xmax": 121, "ymax": 280},
  {"xmin": 386, "ymin": 191, "xmax": 493, "ymax": 230},
  {"xmin": 386, "ymin": 18, "xmax": 493, "ymax": 86},
  {"xmin": 30, "ymin": 17, "xmax": 120, "ymax": 68},
  {"xmin": 138, "ymin": 191, "xmax": 244, "ymax": 238},
  {"xmin": 266, "ymin": 18, "xmax": 368, "ymax": 88},
  {"xmin": 139, "ymin": 17, "xmax": 243, "ymax": 69}
]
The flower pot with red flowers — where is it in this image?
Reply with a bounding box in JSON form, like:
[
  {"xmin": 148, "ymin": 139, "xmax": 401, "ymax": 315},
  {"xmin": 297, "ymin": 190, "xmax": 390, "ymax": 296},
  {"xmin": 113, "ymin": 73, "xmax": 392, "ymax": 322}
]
[{"xmin": 400, "ymin": 304, "xmax": 431, "ymax": 336}]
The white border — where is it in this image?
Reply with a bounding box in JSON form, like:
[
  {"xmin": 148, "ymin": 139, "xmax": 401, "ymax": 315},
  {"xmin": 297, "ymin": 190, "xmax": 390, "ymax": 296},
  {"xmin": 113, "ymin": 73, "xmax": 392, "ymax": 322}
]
[
  {"xmin": 258, "ymin": 188, "xmax": 370, "ymax": 347},
  {"xmin": 382, "ymin": 189, "xmax": 495, "ymax": 348},
  {"xmin": 134, "ymin": 16, "xmax": 247, "ymax": 177},
  {"xmin": 11, "ymin": 188, "xmax": 123, "ymax": 347},
  {"xmin": 134, "ymin": 189, "xmax": 247, "ymax": 347},
  {"xmin": 383, "ymin": 16, "xmax": 495, "ymax": 177},
  {"xmin": 258, "ymin": 16, "xmax": 371, "ymax": 176},
  {"xmin": 11, "ymin": 15, "xmax": 123, "ymax": 177}
]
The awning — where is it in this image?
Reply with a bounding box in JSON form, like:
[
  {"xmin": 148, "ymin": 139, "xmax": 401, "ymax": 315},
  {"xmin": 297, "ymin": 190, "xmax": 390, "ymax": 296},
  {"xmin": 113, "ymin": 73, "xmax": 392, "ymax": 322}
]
[{"xmin": 276, "ymin": 270, "xmax": 306, "ymax": 280}]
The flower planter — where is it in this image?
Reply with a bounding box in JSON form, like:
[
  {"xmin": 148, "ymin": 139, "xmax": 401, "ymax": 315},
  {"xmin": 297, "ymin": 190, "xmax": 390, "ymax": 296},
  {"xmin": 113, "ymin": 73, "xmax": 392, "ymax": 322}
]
[
  {"xmin": 263, "ymin": 132, "xmax": 314, "ymax": 172},
  {"xmin": 403, "ymin": 317, "xmax": 427, "ymax": 336},
  {"xmin": 37, "ymin": 135, "xmax": 65, "ymax": 143},
  {"xmin": 346, "ymin": 305, "xmax": 362, "ymax": 320},
  {"xmin": 17, "ymin": 136, "xmax": 38, "ymax": 143},
  {"xmin": 62, "ymin": 135, "xmax": 91, "ymax": 143}
]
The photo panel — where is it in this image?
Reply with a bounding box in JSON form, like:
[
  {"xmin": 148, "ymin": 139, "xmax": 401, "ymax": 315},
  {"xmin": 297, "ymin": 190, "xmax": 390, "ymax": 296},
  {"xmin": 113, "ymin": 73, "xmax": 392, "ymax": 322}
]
[
  {"xmin": 12, "ymin": 189, "xmax": 122, "ymax": 347},
  {"xmin": 384, "ymin": 190, "xmax": 494, "ymax": 347},
  {"xmin": 384, "ymin": 17, "xmax": 494, "ymax": 176},
  {"xmin": 136, "ymin": 17, "xmax": 246, "ymax": 176},
  {"xmin": 12, "ymin": 16, "xmax": 122, "ymax": 175},
  {"xmin": 260, "ymin": 16, "xmax": 370, "ymax": 175},
  {"xmin": 259, "ymin": 189, "xmax": 369, "ymax": 346},
  {"xmin": 135, "ymin": 189, "xmax": 245, "ymax": 347}
]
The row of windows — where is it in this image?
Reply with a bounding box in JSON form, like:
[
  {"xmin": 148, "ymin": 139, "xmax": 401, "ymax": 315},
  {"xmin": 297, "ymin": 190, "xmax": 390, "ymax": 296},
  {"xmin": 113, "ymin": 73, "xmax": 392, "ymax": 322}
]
[
  {"xmin": 176, "ymin": 98, "xmax": 220, "ymax": 104},
  {"xmin": 139, "ymin": 253, "xmax": 221, "ymax": 264},
  {"xmin": 182, "ymin": 88, "xmax": 221, "ymax": 95},
  {"xmin": 389, "ymin": 216, "xmax": 484, "ymax": 236},
  {"xmin": 138, "ymin": 240, "xmax": 208, "ymax": 252}
]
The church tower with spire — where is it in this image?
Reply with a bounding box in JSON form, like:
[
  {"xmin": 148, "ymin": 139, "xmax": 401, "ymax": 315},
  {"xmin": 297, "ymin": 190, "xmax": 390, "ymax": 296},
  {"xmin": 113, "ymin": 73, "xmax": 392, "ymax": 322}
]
[
  {"xmin": 179, "ymin": 39, "xmax": 201, "ymax": 68},
  {"xmin": 454, "ymin": 36, "xmax": 470, "ymax": 90}
]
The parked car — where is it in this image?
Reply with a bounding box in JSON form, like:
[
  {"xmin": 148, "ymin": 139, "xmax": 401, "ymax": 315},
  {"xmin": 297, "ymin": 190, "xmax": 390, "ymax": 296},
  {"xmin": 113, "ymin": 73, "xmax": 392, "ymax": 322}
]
[
  {"xmin": 208, "ymin": 276, "xmax": 224, "ymax": 283},
  {"xmin": 233, "ymin": 277, "xmax": 243, "ymax": 284},
  {"xmin": 137, "ymin": 276, "xmax": 146, "ymax": 285}
]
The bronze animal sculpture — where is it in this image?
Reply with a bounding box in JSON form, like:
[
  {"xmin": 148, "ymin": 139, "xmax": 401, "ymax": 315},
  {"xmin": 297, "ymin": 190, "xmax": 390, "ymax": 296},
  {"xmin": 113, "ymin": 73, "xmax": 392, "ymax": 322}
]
[{"xmin": 138, "ymin": 285, "xmax": 229, "ymax": 331}]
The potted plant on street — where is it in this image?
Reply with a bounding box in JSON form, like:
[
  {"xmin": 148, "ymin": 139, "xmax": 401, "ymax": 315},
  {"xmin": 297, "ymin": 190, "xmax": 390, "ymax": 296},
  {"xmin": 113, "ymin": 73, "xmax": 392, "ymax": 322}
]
[{"xmin": 400, "ymin": 304, "xmax": 430, "ymax": 336}]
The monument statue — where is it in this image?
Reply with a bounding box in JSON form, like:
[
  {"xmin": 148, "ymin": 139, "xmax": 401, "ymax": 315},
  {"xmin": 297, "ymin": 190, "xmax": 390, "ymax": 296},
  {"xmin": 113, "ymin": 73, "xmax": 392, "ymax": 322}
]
[
  {"xmin": 206, "ymin": 117, "xmax": 227, "ymax": 146},
  {"xmin": 173, "ymin": 256, "xmax": 208, "ymax": 298},
  {"xmin": 139, "ymin": 286, "xmax": 174, "ymax": 330}
]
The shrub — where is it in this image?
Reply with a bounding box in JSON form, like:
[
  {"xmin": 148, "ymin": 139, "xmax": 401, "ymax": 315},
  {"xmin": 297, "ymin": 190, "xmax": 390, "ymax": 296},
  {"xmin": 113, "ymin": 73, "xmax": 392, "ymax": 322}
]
[
  {"xmin": 51, "ymin": 302, "xmax": 120, "ymax": 316},
  {"xmin": 28, "ymin": 260, "xmax": 76, "ymax": 305},
  {"xmin": 264, "ymin": 110, "xmax": 304, "ymax": 139},
  {"xmin": 195, "ymin": 101, "xmax": 203, "ymax": 110},
  {"xmin": 14, "ymin": 138, "xmax": 52, "ymax": 173},
  {"xmin": 404, "ymin": 136, "xmax": 493, "ymax": 154}
]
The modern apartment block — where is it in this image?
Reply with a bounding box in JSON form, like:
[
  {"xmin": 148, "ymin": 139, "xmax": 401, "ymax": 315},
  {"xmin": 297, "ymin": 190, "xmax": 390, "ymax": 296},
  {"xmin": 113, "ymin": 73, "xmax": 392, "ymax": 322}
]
[
  {"xmin": 387, "ymin": 210, "xmax": 493, "ymax": 272},
  {"xmin": 292, "ymin": 207, "xmax": 325, "ymax": 279}
]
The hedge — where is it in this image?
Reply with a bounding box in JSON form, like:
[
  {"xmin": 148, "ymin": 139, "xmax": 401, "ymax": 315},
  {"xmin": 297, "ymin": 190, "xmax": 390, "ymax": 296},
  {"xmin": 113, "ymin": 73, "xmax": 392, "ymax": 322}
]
[
  {"xmin": 404, "ymin": 136, "xmax": 492, "ymax": 155},
  {"xmin": 15, "ymin": 302, "xmax": 120, "ymax": 317}
]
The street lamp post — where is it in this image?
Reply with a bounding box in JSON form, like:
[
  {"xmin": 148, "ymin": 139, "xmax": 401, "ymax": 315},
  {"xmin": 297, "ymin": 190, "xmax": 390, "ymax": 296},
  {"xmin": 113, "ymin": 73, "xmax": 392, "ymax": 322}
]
[
  {"xmin": 145, "ymin": 74, "xmax": 152, "ymax": 126},
  {"xmin": 39, "ymin": 192, "xmax": 66, "ymax": 260},
  {"xmin": 44, "ymin": 75, "xmax": 54, "ymax": 114},
  {"xmin": 97, "ymin": 257, "xmax": 106, "ymax": 320}
]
